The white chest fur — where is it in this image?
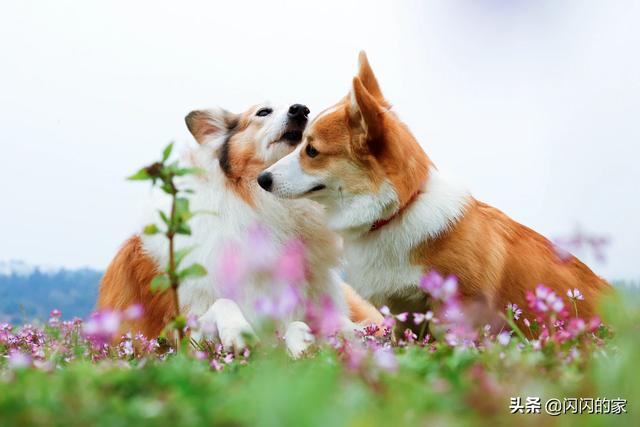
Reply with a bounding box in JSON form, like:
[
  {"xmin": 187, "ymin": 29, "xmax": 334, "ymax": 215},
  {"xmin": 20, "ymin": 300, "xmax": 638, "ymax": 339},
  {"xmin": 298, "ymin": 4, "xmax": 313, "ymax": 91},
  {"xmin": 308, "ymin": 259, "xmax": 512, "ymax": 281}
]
[
  {"xmin": 342, "ymin": 169, "xmax": 470, "ymax": 303},
  {"xmin": 139, "ymin": 150, "xmax": 343, "ymax": 325}
]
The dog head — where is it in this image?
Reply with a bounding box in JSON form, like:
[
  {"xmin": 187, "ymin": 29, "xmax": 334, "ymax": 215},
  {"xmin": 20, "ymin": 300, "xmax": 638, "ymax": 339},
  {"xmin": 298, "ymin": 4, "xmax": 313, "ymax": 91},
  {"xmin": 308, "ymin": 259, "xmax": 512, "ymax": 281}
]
[
  {"xmin": 185, "ymin": 103, "xmax": 309, "ymax": 180},
  {"xmin": 259, "ymin": 52, "xmax": 430, "ymax": 232}
]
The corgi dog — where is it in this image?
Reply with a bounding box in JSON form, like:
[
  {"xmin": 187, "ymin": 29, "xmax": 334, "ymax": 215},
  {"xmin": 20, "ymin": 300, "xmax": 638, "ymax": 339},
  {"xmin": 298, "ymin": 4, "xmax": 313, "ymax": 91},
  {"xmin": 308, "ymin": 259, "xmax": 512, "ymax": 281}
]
[
  {"xmin": 98, "ymin": 102, "xmax": 382, "ymax": 356},
  {"xmin": 259, "ymin": 52, "xmax": 612, "ymax": 333}
]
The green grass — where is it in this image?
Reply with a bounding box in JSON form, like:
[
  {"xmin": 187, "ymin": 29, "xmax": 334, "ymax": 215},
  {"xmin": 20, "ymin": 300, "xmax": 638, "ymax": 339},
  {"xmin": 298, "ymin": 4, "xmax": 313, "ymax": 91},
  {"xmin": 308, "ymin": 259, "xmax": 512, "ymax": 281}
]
[{"xmin": 1, "ymin": 290, "xmax": 639, "ymax": 427}]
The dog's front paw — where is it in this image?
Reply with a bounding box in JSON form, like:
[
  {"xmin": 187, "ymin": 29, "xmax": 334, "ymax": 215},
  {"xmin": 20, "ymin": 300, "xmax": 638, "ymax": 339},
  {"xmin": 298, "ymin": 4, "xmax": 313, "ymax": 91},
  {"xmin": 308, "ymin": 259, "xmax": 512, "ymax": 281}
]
[
  {"xmin": 284, "ymin": 321, "xmax": 315, "ymax": 359},
  {"xmin": 218, "ymin": 320, "xmax": 257, "ymax": 353}
]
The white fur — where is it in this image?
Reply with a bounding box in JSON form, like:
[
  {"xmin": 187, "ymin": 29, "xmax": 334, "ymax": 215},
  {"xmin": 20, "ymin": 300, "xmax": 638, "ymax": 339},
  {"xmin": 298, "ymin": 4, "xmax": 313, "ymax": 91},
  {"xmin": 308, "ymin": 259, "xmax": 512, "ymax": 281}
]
[
  {"xmin": 284, "ymin": 321, "xmax": 315, "ymax": 358},
  {"xmin": 265, "ymin": 151, "xmax": 471, "ymax": 304},
  {"xmin": 341, "ymin": 169, "xmax": 471, "ymax": 301},
  {"xmin": 193, "ymin": 299, "xmax": 257, "ymax": 351},
  {"xmin": 139, "ymin": 106, "xmax": 348, "ymax": 350},
  {"xmin": 253, "ymin": 103, "xmax": 300, "ymax": 165}
]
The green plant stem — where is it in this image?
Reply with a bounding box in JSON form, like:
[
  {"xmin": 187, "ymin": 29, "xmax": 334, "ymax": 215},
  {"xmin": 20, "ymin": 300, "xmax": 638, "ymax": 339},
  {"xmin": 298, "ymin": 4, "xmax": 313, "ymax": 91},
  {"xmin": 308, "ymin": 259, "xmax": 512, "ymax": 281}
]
[
  {"xmin": 167, "ymin": 191, "xmax": 184, "ymax": 344},
  {"xmin": 501, "ymin": 312, "xmax": 529, "ymax": 343}
]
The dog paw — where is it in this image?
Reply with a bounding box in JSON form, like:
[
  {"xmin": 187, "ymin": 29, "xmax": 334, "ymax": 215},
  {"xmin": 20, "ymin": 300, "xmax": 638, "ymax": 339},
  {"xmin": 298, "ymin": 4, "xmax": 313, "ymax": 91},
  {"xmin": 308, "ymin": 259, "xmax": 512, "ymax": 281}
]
[
  {"xmin": 218, "ymin": 321, "xmax": 257, "ymax": 353},
  {"xmin": 284, "ymin": 321, "xmax": 315, "ymax": 359}
]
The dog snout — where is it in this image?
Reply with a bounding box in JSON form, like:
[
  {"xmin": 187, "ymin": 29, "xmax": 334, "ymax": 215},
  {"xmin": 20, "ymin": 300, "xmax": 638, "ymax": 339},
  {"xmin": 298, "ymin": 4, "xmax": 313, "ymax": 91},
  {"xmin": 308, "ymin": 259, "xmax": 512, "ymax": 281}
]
[
  {"xmin": 257, "ymin": 172, "xmax": 273, "ymax": 192},
  {"xmin": 288, "ymin": 104, "xmax": 310, "ymax": 123}
]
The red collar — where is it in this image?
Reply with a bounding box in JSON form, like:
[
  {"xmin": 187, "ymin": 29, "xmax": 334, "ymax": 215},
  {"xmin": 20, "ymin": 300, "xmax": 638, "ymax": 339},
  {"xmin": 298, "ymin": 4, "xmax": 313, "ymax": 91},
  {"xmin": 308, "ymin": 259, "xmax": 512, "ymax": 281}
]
[{"xmin": 369, "ymin": 189, "xmax": 422, "ymax": 232}]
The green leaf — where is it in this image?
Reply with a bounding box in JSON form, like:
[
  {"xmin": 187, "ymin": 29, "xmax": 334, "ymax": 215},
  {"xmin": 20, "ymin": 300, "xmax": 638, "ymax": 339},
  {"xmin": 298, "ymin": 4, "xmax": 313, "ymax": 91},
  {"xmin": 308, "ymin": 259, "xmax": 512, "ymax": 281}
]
[
  {"xmin": 178, "ymin": 263, "xmax": 207, "ymax": 281},
  {"xmin": 172, "ymin": 315, "xmax": 187, "ymax": 330},
  {"xmin": 175, "ymin": 167, "xmax": 205, "ymax": 177},
  {"xmin": 174, "ymin": 198, "xmax": 194, "ymax": 222},
  {"xmin": 158, "ymin": 210, "xmax": 170, "ymax": 225},
  {"xmin": 175, "ymin": 222, "xmax": 192, "ymax": 235},
  {"xmin": 173, "ymin": 246, "xmax": 195, "ymax": 269},
  {"xmin": 162, "ymin": 143, "xmax": 174, "ymax": 162},
  {"xmin": 143, "ymin": 224, "xmax": 159, "ymax": 235},
  {"xmin": 161, "ymin": 182, "xmax": 175, "ymax": 195},
  {"xmin": 150, "ymin": 274, "xmax": 171, "ymax": 292},
  {"xmin": 127, "ymin": 168, "xmax": 150, "ymax": 181}
]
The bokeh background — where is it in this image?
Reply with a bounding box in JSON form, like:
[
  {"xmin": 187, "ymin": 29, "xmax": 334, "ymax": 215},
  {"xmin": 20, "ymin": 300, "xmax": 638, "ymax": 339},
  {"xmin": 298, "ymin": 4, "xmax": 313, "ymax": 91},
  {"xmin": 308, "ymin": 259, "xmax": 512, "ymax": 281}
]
[{"xmin": 1, "ymin": 0, "xmax": 638, "ymax": 280}]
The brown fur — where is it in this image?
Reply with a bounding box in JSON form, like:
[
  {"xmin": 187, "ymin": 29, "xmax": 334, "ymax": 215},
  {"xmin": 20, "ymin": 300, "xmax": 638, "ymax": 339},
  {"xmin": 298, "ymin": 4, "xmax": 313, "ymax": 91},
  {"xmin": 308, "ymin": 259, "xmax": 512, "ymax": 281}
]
[
  {"xmin": 97, "ymin": 236, "xmax": 174, "ymax": 337},
  {"xmin": 411, "ymin": 200, "xmax": 611, "ymax": 329}
]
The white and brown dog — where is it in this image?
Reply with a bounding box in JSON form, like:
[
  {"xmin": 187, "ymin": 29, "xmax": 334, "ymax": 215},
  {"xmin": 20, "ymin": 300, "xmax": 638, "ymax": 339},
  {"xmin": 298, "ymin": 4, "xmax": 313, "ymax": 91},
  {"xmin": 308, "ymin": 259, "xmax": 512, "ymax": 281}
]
[
  {"xmin": 98, "ymin": 102, "xmax": 382, "ymax": 356},
  {"xmin": 259, "ymin": 52, "xmax": 611, "ymax": 332}
]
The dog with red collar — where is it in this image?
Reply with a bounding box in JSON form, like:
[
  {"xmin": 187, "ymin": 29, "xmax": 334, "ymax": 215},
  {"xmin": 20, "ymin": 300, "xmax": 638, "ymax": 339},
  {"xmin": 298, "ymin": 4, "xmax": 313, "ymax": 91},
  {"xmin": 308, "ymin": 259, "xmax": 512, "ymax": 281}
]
[{"xmin": 259, "ymin": 52, "xmax": 611, "ymax": 335}]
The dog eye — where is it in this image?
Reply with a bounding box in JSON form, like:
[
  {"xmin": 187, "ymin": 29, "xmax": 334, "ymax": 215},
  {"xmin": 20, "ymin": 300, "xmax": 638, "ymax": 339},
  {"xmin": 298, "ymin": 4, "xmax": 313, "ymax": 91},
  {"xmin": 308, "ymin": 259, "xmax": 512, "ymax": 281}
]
[
  {"xmin": 305, "ymin": 144, "xmax": 319, "ymax": 158},
  {"xmin": 255, "ymin": 108, "xmax": 273, "ymax": 117}
]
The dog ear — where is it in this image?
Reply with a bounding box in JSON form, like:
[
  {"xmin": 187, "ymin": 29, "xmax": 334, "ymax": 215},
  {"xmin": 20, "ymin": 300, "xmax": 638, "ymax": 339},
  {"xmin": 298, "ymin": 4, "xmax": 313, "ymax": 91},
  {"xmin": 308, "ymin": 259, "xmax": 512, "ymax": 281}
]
[
  {"xmin": 356, "ymin": 51, "xmax": 390, "ymax": 108},
  {"xmin": 349, "ymin": 76, "xmax": 384, "ymax": 153},
  {"xmin": 185, "ymin": 109, "xmax": 238, "ymax": 146}
]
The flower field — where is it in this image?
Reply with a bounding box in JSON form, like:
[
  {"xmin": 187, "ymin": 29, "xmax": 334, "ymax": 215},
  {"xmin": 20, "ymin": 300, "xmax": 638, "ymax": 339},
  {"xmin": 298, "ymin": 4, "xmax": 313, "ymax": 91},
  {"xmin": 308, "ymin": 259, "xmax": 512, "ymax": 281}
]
[{"xmin": 1, "ymin": 272, "xmax": 638, "ymax": 426}]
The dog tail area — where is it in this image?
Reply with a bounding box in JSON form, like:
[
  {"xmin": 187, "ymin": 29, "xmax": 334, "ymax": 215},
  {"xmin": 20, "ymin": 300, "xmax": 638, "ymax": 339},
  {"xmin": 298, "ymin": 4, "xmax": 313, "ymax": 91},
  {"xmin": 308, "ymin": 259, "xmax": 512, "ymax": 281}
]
[
  {"xmin": 97, "ymin": 236, "xmax": 175, "ymax": 338},
  {"xmin": 341, "ymin": 282, "xmax": 384, "ymax": 328}
]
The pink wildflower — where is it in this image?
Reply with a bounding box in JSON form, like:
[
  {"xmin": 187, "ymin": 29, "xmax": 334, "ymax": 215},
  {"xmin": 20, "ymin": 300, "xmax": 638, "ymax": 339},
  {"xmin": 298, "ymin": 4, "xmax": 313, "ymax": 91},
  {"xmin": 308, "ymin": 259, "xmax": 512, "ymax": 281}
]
[
  {"xmin": 125, "ymin": 304, "xmax": 143, "ymax": 320},
  {"xmin": 497, "ymin": 331, "xmax": 511, "ymax": 346},
  {"xmin": 217, "ymin": 243, "xmax": 248, "ymax": 299},
  {"xmin": 419, "ymin": 271, "xmax": 458, "ymax": 301},
  {"xmin": 8, "ymin": 350, "xmax": 31, "ymax": 369},
  {"xmin": 526, "ymin": 284, "xmax": 566, "ymax": 317},
  {"xmin": 395, "ymin": 312, "xmax": 408, "ymax": 322},
  {"xmin": 83, "ymin": 310, "xmax": 121, "ymax": 345},
  {"xmin": 506, "ymin": 303, "xmax": 522, "ymax": 320},
  {"xmin": 274, "ymin": 239, "xmax": 306, "ymax": 285},
  {"xmin": 306, "ymin": 295, "xmax": 342, "ymax": 338},
  {"xmin": 413, "ymin": 311, "xmax": 434, "ymax": 325},
  {"xmin": 373, "ymin": 347, "xmax": 398, "ymax": 373},
  {"xmin": 566, "ymin": 288, "xmax": 584, "ymax": 301}
]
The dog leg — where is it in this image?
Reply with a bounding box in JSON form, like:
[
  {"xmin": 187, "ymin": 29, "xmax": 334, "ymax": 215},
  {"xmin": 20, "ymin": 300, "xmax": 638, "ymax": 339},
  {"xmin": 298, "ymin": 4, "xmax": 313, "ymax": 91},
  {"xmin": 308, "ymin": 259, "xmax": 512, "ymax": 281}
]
[
  {"xmin": 195, "ymin": 298, "xmax": 257, "ymax": 352},
  {"xmin": 284, "ymin": 321, "xmax": 315, "ymax": 359}
]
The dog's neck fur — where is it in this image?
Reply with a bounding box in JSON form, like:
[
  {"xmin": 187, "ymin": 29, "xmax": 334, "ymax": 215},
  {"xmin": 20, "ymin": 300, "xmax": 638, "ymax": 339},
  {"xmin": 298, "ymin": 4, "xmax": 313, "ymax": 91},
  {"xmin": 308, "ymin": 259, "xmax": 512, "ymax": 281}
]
[
  {"xmin": 337, "ymin": 168, "xmax": 471, "ymax": 301},
  {"xmin": 326, "ymin": 168, "xmax": 470, "ymax": 242}
]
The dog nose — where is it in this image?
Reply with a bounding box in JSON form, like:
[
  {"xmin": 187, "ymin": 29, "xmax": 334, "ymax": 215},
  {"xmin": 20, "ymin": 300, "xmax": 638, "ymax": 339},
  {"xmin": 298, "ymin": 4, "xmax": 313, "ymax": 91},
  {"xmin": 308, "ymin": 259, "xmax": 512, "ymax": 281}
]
[
  {"xmin": 257, "ymin": 172, "xmax": 273, "ymax": 192},
  {"xmin": 288, "ymin": 104, "xmax": 310, "ymax": 121}
]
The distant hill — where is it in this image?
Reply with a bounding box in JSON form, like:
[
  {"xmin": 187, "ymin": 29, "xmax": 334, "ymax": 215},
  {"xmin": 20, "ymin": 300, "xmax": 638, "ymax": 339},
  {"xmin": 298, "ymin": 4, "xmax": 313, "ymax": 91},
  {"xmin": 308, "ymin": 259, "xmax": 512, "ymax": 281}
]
[{"xmin": 0, "ymin": 261, "xmax": 102, "ymax": 324}]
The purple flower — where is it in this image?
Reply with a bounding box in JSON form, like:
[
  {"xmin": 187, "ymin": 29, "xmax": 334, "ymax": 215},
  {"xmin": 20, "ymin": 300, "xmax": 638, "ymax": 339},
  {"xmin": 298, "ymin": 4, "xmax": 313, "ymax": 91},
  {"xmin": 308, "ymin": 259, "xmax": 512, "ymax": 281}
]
[
  {"xmin": 395, "ymin": 312, "xmax": 408, "ymax": 322},
  {"xmin": 255, "ymin": 283, "xmax": 301, "ymax": 320},
  {"xmin": 274, "ymin": 239, "xmax": 306, "ymax": 285},
  {"xmin": 373, "ymin": 347, "xmax": 398, "ymax": 373},
  {"xmin": 125, "ymin": 304, "xmax": 143, "ymax": 320},
  {"xmin": 413, "ymin": 311, "xmax": 434, "ymax": 325},
  {"xmin": 506, "ymin": 303, "xmax": 522, "ymax": 320},
  {"xmin": 497, "ymin": 331, "xmax": 511, "ymax": 346},
  {"xmin": 566, "ymin": 288, "xmax": 584, "ymax": 301},
  {"xmin": 245, "ymin": 224, "xmax": 275, "ymax": 268},
  {"xmin": 419, "ymin": 271, "xmax": 458, "ymax": 301},
  {"xmin": 306, "ymin": 295, "xmax": 342, "ymax": 338},
  {"xmin": 8, "ymin": 350, "xmax": 32, "ymax": 369},
  {"xmin": 217, "ymin": 243, "xmax": 248, "ymax": 299},
  {"xmin": 83, "ymin": 310, "xmax": 121, "ymax": 345},
  {"xmin": 526, "ymin": 284, "xmax": 566, "ymax": 317}
]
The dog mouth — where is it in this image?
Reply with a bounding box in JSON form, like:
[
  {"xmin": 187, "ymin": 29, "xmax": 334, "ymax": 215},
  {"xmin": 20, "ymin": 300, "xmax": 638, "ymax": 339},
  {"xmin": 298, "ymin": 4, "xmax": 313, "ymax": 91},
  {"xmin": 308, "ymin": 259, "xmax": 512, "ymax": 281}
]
[
  {"xmin": 305, "ymin": 184, "xmax": 326, "ymax": 195},
  {"xmin": 281, "ymin": 130, "xmax": 303, "ymax": 145}
]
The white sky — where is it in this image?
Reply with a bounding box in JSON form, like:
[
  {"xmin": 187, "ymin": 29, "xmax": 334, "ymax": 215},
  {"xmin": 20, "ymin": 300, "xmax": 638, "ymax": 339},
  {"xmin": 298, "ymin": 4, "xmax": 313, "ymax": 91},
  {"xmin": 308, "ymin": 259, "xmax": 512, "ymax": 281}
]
[{"xmin": 0, "ymin": 1, "xmax": 638, "ymax": 280}]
